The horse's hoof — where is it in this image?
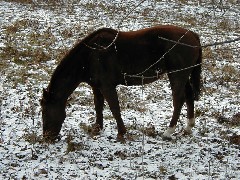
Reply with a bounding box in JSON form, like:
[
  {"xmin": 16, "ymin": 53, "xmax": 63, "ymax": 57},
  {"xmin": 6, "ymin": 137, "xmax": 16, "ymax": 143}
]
[
  {"xmin": 117, "ymin": 134, "xmax": 126, "ymax": 143},
  {"xmin": 90, "ymin": 124, "xmax": 101, "ymax": 137},
  {"xmin": 43, "ymin": 134, "xmax": 61, "ymax": 143},
  {"xmin": 183, "ymin": 129, "xmax": 192, "ymax": 135},
  {"xmin": 163, "ymin": 126, "xmax": 176, "ymax": 141},
  {"xmin": 162, "ymin": 135, "xmax": 172, "ymax": 141}
]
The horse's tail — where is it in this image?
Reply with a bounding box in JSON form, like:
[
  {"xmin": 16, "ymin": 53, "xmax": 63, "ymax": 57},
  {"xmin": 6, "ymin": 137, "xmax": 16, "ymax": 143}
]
[{"xmin": 190, "ymin": 35, "xmax": 202, "ymax": 101}]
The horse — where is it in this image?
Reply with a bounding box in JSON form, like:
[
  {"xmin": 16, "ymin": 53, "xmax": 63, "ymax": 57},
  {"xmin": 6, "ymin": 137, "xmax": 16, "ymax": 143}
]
[{"xmin": 41, "ymin": 25, "xmax": 202, "ymax": 142}]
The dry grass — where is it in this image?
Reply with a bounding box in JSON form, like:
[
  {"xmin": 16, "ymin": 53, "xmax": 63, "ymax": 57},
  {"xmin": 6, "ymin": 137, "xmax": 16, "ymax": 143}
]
[{"xmin": 0, "ymin": 1, "xmax": 239, "ymax": 179}]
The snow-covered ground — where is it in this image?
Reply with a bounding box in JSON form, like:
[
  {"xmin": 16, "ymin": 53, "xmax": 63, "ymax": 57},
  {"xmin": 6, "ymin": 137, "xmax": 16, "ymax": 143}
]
[{"xmin": 0, "ymin": 0, "xmax": 239, "ymax": 179}]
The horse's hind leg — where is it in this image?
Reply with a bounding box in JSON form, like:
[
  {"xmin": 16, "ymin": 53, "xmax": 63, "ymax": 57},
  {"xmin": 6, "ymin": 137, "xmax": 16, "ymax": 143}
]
[
  {"xmin": 163, "ymin": 76, "xmax": 186, "ymax": 140},
  {"xmin": 185, "ymin": 81, "xmax": 195, "ymax": 133}
]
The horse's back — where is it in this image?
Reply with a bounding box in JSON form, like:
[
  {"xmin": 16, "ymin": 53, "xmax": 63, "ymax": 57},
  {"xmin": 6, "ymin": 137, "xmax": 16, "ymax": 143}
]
[
  {"xmin": 119, "ymin": 25, "xmax": 200, "ymax": 46},
  {"xmin": 82, "ymin": 25, "xmax": 200, "ymax": 49}
]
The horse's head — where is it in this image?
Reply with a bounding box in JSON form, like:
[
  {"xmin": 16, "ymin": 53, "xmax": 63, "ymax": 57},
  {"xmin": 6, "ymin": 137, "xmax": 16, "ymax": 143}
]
[{"xmin": 41, "ymin": 88, "xmax": 66, "ymax": 142}]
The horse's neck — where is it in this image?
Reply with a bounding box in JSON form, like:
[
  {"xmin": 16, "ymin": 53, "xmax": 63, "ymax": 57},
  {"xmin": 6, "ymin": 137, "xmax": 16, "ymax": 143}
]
[
  {"xmin": 48, "ymin": 76, "xmax": 80, "ymax": 102},
  {"xmin": 48, "ymin": 47, "xmax": 85, "ymax": 102}
]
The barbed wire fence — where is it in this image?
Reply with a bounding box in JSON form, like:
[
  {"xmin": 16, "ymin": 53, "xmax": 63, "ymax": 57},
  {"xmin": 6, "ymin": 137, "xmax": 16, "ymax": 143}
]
[
  {"xmin": 82, "ymin": 0, "xmax": 239, "ymax": 178},
  {"xmin": 82, "ymin": 1, "xmax": 239, "ymax": 80},
  {"xmin": 45, "ymin": 0, "xmax": 240, "ymax": 178},
  {"xmin": 1, "ymin": 0, "xmax": 239, "ymax": 179},
  {"xmin": 31, "ymin": 0, "xmax": 240, "ymax": 178}
]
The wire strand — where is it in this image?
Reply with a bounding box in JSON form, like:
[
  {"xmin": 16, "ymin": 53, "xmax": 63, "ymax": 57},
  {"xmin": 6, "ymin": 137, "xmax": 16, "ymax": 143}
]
[{"xmin": 158, "ymin": 36, "xmax": 240, "ymax": 48}]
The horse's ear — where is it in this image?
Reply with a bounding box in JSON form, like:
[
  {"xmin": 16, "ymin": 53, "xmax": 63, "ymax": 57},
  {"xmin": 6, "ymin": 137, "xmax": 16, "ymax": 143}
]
[
  {"xmin": 43, "ymin": 88, "xmax": 49, "ymax": 100},
  {"xmin": 41, "ymin": 88, "xmax": 48, "ymax": 106}
]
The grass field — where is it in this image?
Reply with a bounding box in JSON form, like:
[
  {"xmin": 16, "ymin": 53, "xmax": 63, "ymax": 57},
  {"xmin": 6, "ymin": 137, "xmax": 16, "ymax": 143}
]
[{"xmin": 0, "ymin": 0, "xmax": 239, "ymax": 179}]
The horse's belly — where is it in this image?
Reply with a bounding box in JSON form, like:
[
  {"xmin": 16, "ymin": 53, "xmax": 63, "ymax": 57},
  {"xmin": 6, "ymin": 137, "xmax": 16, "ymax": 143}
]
[{"xmin": 122, "ymin": 74, "xmax": 161, "ymax": 86}]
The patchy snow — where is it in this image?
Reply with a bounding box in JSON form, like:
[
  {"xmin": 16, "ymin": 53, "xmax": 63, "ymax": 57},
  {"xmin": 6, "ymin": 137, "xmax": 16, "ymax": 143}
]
[{"xmin": 0, "ymin": 0, "xmax": 239, "ymax": 179}]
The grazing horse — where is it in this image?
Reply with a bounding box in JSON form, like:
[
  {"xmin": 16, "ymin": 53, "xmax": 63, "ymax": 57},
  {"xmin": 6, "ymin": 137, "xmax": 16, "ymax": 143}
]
[{"xmin": 41, "ymin": 25, "xmax": 202, "ymax": 141}]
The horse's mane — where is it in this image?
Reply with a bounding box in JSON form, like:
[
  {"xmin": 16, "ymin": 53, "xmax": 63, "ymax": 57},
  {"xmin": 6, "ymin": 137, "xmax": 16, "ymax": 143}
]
[
  {"xmin": 82, "ymin": 28, "xmax": 117, "ymax": 43},
  {"xmin": 81, "ymin": 28, "xmax": 119, "ymax": 49},
  {"xmin": 58, "ymin": 27, "xmax": 118, "ymax": 64},
  {"xmin": 47, "ymin": 28, "xmax": 118, "ymax": 92}
]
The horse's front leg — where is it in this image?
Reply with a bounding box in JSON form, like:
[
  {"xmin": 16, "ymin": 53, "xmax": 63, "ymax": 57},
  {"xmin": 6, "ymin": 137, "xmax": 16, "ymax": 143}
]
[
  {"xmin": 100, "ymin": 87, "xmax": 126, "ymax": 140},
  {"xmin": 91, "ymin": 87, "xmax": 104, "ymax": 135}
]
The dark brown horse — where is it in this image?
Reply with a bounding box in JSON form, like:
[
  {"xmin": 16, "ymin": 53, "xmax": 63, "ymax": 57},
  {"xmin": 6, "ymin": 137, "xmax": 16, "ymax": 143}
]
[{"xmin": 41, "ymin": 25, "xmax": 202, "ymax": 141}]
